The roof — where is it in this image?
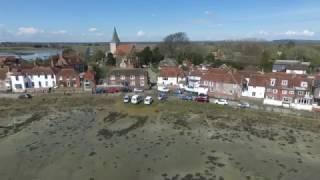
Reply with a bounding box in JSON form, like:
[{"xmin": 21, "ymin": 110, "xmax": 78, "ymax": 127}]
[
  {"xmin": 115, "ymin": 44, "xmax": 135, "ymax": 56},
  {"xmin": 159, "ymin": 67, "xmax": 185, "ymax": 77},
  {"xmin": 111, "ymin": 27, "xmax": 120, "ymax": 44},
  {"xmin": 159, "ymin": 58, "xmax": 178, "ymax": 67},
  {"xmin": 57, "ymin": 68, "xmax": 79, "ymax": 77},
  {"xmin": 265, "ymin": 72, "xmax": 312, "ymax": 89},
  {"xmin": 22, "ymin": 66, "xmax": 54, "ymax": 75},
  {"xmin": 274, "ymin": 60, "xmax": 301, "ymax": 65},
  {"xmin": 202, "ymin": 71, "xmax": 238, "ymax": 84},
  {"xmin": 0, "ymin": 66, "xmax": 9, "ymax": 80},
  {"xmin": 286, "ymin": 63, "xmax": 309, "ymax": 71},
  {"xmin": 83, "ymin": 71, "xmax": 95, "ymax": 80},
  {"xmin": 108, "ymin": 68, "xmax": 148, "ymax": 77},
  {"xmin": 247, "ymin": 75, "xmax": 268, "ymax": 87}
]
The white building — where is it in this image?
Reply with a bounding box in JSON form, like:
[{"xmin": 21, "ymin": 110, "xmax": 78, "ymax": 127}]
[
  {"xmin": 157, "ymin": 67, "xmax": 186, "ymax": 87},
  {"xmin": 10, "ymin": 66, "xmax": 56, "ymax": 93},
  {"xmin": 241, "ymin": 75, "xmax": 267, "ymax": 99}
]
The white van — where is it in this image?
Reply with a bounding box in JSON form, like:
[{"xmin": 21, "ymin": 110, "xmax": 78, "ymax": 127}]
[
  {"xmin": 131, "ymin": 95, "xmax": 143, "ymax": 104},
  {"xmin": 144, "ymin": 96, "xmax": 153, "ymax": 105}
]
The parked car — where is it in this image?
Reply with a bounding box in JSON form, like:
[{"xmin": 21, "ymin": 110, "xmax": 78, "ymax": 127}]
[
  {"xmin": 134, "ymin": 88, "xmax": 144, "ymax": 93},
  {"xmin": 214, "ymin": 99, "xmax": 229, "ymax": 105},
  {"xmin": 195, "ymin": 94, "xmax": 209, "ymax": 103},
  {"xmin": 95, "ymin": 87, "xmax": 106, "ymax": 94},
  {"xmin": 158, "ymin": 93, "xmax": 168, "ymax": 101},
  {"xmin": 121, "ymin": 87, "xmax": 132, "ymax": 93},
  {"xmin": 18, "ymin": 93, "xmax": 32, "ymax": 99},
  {"xmin": 238, "ymin": 102, "xmax": 250, "ymax": 108},
  {"xmin": 158, "ymin": 86, "xmax": 170, "ymax": 93},
  {"xmin": 144, "ymin": 96, "xmax": 153, "ymax": 105},
  {"xmin": 107, "ymin": 87, "xmax": 120, "ymax": 93},
  {"xmin": 123, "ymin": 95, "xmax": 131, "ymax": 103},
  {"xmin": 174, "ymin": 89, "xmax": 184, "ymax": 95},
  {"xmin": 180, "ymin": 94, "xmax": 193, "ymax": 101},
  {"xmin": 131, "ymin": 95, "xmax": 143, "ymax": 104}
]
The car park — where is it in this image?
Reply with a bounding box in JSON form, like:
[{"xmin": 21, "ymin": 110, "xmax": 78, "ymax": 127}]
[
  {"xmin": 133, "ymin": 88, "xmax": 144, "ymax": 93},
  {"xmin": 214, "ymin": 99, "xmax": 229, "ymax": 105},
  {"xmin": 144, "ymin": 96, "xmax": 153, "ymax": 105},
  {"xmin": 158, "ymin": 93, "xmax": 168, "ymax": 101},
  {"xmin": 131, "ymin": 95, "xmax": 143, "ymax": 104},
  {"xmin": 180, "ymin": 94, "xmax": 193, "ymax": 101},
  {"xmin": 238, "ymin": 102, "xmax": 250, "ymax": 108},
  {"xmin": 121, "ymin": 87, "xmax": 132, "ymax": 93},
  {"xmin": 18, "ymin": 93, "xmax": 32, "ymax": 99},
  {"xmin": 95, "ymin": 87, "xmax": 106, "ymax": 94},
  {"xmin": 195, "ymin": 94, "xmax": 209, "ymax": 103},
  {"xmin": 123, "ymin": 95, "xmax": 131, "ymax": 103}
]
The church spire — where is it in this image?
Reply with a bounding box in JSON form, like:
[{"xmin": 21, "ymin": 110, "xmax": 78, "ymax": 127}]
[{"xmin": 111, "ymin": 27, "xmax": 120, "ymax": 44}]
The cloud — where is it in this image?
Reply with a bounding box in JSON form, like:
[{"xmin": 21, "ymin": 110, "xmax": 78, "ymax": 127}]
[
  {"xmin": 17, "ymin": 27, "xmax": 43, "ymax": 35},
  {"xmin": 258, "ymin": 30, "xmax": 269, "ymax": 36},
  {"xmin": 137, "ymin": 30, "xmax": 145, "ymax": 37},
  {"xmin": 204, "ymin": 11, "xmax": 212, "ymax": 15},
  {"xmin": 51, "ymin": 30, "xmax": 67, "ymax": 34},
  {"xmin": 284, "ymin": 30, "xmax": 315, "ymax": 37},
  {"xmin": 88, "ymin": 27, "xmax": 97, "ymax": 32}
]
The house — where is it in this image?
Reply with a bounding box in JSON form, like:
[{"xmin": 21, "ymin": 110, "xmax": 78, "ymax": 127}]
[
  {"xmin": 272, "ymin": 60, "xmax": 310, "ymax": 74},
  {"xmin": 313, "ymin": 74, "xmax": 320, "ymax": 107},
  {"xmin": 241, "ymin": 74, "xmax": 268, "ymax": 99},
  {"xmin": 106, "ymin": 68, "xmax": 149, "ymax": 90},
  {"xmin": 0, "ymin": 56, "xmax": 20, "ymax": 67},
  {"xmin": 0, "ymin": 66, "xmax": 12, "ymax": 92},
  {"xmin": 80, "ymin": 70, "xmax": 96, "ymax": 91},
  {"xmin": 56, "ymin": 68, "xmax": 80, "ymax": 88},
  {"xmin": 109, "ymin": 27, "xmax": 139, "ymax": 68},
  {"xmin": 263, "ymin": 73, "xmax": 314, "ymax": 111},
  {"xmin": 200, "ymin": 68, "xmax": 242, "ymax": 99},
  {"xmin": 157, "ymin": 67, "xmax": 185, "ymax": 88},
  {"xmin": 10, "ymin": 66, "xmax": 57, "ymax": 93},
  {"xmin": 52, "ymin": 53, "xmax": 86, "ymax": 73}
]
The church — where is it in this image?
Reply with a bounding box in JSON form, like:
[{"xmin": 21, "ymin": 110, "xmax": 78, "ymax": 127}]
[{"xmin": 109, "ymin": 27, "xmax": 140, "ymax": 68}]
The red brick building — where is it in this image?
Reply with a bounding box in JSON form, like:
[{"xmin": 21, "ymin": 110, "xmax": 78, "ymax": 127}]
[
  {"xmin": 56, "ymin": 68, "xmax": 80, "ymax": 88},
  {"xmin": 106, "ymin": 68, "xmax": 149, "ymax": 89}
]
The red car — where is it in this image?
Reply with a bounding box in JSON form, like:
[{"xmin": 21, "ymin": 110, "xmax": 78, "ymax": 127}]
[
  {"xmin": 195, "ymin": 94, "xmax": 209, "ymax": 103},
  {"xmin": 107, "ymin": 87, "xmax": 120, "ymax": 93}
]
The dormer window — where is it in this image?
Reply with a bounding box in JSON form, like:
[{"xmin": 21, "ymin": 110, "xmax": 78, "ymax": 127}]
[
  {"xmin": 281, "ymin": 80, "xmax": 288, "ymax": 86},
  {"xmin": 270, "ymin": 79, "xmax": 276, "ymax": 86},
  {"xmin": 301, "ymin": 81, "xmax": 308, "ymax": 88}
]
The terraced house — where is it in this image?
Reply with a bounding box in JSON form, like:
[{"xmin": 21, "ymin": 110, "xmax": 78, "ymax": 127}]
[
  {"xmin": 106, "ymin": 68, "xmax": 149, "ymax": 89},
  {"xmin": 263, "ymin": 73, "xmax": 314, "ymax": 111}
]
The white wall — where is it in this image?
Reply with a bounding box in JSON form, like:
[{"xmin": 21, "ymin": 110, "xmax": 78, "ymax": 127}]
[
  {"xmin": 110, "ymin": 43, "xmax": 117, "ymax": 54},
  {"xmin": 242, "ymin": 86, "xmax": 265, "ymax": 99},
  {"xmin": 286, "ymin": 69, "xmax": 306, "ymax": 75},
  {"xmin": 27, "ymin": 74, "xmax": 56, "ymax": 88},
  {"xmin": 10, "ymin": 75, "xmax": 25, "ymax": 93},
  {"xmin": 157, "ymin": 77, "xmax": 185, "ymax": 86},
  {"xmin": 263, "ymin": 98, "xmax": 283, "ymax": 106}
]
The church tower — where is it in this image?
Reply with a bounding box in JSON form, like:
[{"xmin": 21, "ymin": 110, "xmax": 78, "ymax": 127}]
[{"xmin": 110, "ymin": 27, "xmax": 120, "ymax": 54}]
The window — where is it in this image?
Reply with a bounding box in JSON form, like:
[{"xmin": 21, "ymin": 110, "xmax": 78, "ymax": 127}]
[
  {"xmin": 120, "ymin": 75, "xmax": 125, "ymax": 80},
  {"xmin": 273, "ymin": 89, "xmax": 278, "ymax": 94},
  {"xmin": 204, "ymin": 81, "xmax": 209, "ymax": 86},
  {"xmin": 282, "ymin": 90, "xmax": 287, "ymax": 95},
  {"xmin": 15, "ymin": 84, "xmax": 22, "ymax": 89},
  {"xmin": 45, "ymin": 74, "xmax": 48, "ymax": 79},
  {"xmin": 15, "ymin": 76, "xmax": 19, "ymax": 81},
  {"xmin": 39, "ymin": 82, "xmax": 42, "ymax": 88},
  {"xmin": 301, "ymin": 81, "xmax": 308, "ymax": 88},
  {"xmin": 140, "ymin": 80, "xmax": 145, "ymax": 87},
  {"xmin": 267, "ymin": 88, "xmax": 272, "ymax": 93},
  {"xmin": 45, "ymin": 81, "xmax": 48, "ymax": 87},
  {"xmin": 51, "ymin": 74, "xmax": 54, "ymax": 79},
  {"xmin": 252, "ymin": 92, "xmax": 256, "ymax": 97},
  {"xmin": 130, "ymin": 81, "xmax": 135, "ymax": 86},
  {"xmin": 59, "ymin": 76, "xmax": 63, "ymax": 81},
  {"xmin": 163, "ymin": 77, "xmax": 168, "ymax": 80},
  {"xmin": 140, "ymin": 76, "xmax": 145, "ymax": 80},
  {"xmin": 283, "ymin": 97, "xmax": 291, "ymax": 103},
  {"xmin": 281, "ymin": 80, "xmax": 288, "ymax": 86},
  {"xmin": 298, "ymin": 91, "xmax": 304, "ymax": 96},
  {"xmin": 32, "ymin": 82, "xmax": 35, "ymax": 87},
  {"xmin": 67, "ymin": 81, "xmax": 71, "ymax": 87},
  {"xmin": 289, "ymin": 91, "xmax": 294, "ymax": 95},
  {"xmin": 270, "ymin": 79, "xmax": 276, "ymax": 86},
  {"xmin": 110, "ymin": 75, "xmax": 115, "ymax": 80},
  {"xmin": 130, "ymin": 75, "xmax": 135, "ymax": 80}
]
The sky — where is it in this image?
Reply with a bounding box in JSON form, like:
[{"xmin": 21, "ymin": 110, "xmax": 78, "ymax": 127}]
[{"xmin": 0, "ymin": 0, "xmax": 320, "ymax": 42}]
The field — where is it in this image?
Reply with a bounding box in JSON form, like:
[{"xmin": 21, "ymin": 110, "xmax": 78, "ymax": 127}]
[{"xmin": 0, "ymin": 94, "xmax": 320, "ymax": 180}]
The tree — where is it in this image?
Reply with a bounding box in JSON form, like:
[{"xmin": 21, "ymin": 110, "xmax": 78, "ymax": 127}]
[
  {"xmin": 92, "ymin": 50, "xmax": 105, "ymax": 62},
  {"xmin": 106, "ymin": 53, "xmax": 116, "ymax": 66},
  {"xmin": 161, "ymin": 32, "xmax": 190, "ymax": 58},
  {"xmin": 260, "ymin": 50, "xmax": 272, "ymax": 72},
  {"xmin": 137, "ymin": 47, "xmax": 153, "ymax": 66},
  {"xmin": 151, "ymin": 47, "xmax": 164, "ymax": 64},
  {"xmin": 205, "ymin": 53, "xmax": 215, "ymax": 64}
]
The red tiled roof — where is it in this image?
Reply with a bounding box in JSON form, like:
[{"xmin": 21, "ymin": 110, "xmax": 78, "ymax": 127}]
[
  {"xmin": 22, "ymin": 66, "xmax": 54, "ymax": 75},
  {"xmin": 264, "ymin": 72, "xmax": 312, "ymax": 89},
  {"xmin": 115, "ymin": 44, "xmax": 135, "ymax": 56},
  {"xmin": 57, "ymin": 68, "xmax": 78, "ymax": 77},
  {"xmin": 202, "ymin": 70, "xmax": 239, "ymax": 84},
  {"xmin": 159, "ymin": 67, "xmax": 185, "ymax": 77},
  {"xmin": 248, "ymin": 75, "xmax": 268, "ymax": 87},
  {"xmin": 0, "ymin": 67, "xmax": 9, "ymax": 80}
]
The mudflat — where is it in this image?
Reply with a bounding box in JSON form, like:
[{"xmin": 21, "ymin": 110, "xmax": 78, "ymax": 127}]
[{"xmin": 0, "ymin": 95, "xmax": 319, "ymax": 180}]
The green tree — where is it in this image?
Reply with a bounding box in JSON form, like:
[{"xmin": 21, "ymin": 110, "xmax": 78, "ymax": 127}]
[
  {"xmin": 160, "ymin": 32, "xmax": 189, "ymax": 58},
  {"xmin": 205, "ymin": 53, "xmax": 215, "ymax": 64},
  {"xmin": 137, "ymin": 47, "xmax": 153, "ymax": 65},
  {"xmin": 92, "ymin": 50, "xmax": 105, "ymax": 62},
  {"xmin": 260, "ymin": 50, "xmax": 272, "ymax": 72},
  {"xmin": 151, "ymin": 47, "xmax": 164, "ymax": 64},
  {"xmin": 106, "ymin": 53, "xmax": 116, "ymax": 66}
]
